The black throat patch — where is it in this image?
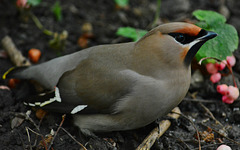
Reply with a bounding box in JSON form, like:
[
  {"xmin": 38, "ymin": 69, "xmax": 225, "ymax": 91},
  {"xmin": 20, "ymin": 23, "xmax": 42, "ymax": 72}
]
[
  {"xmin": 183, "ymin": 29, "xmax": 209, "ymax": 66},
  {"xmin": 184, "ymin": 41, "xmax": 205, "ymax": 66},
  {"xmin": 169, "ymin": 29, "xmax": 209, "ymax": 67}
]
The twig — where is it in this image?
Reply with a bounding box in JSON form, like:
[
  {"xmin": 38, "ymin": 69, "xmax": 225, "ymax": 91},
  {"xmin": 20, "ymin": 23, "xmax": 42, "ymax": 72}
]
[
  {"xmin": 60, "ymin": 127, "xmax": 87, "ymax": 150},
  {"xmin": 1, "ymin": 36, "xmax": 31, "ymax": 66},
  {"xmin": 47, "ymin": 114, "xmax": 66, "ymax": 150},
  {"xmin": 137, "ymin": 121, "xmax": 170, "ymax": 150},
  {"xmin": 201, "ymin": 123, "xmax": 240, "ymax": 145},
  {"xmin": 183, "ymin": 98, "xmax": 218, "ymax": 103},
  {"xmin": 173, "ymin": 112, "xmax": 202, "ymax": 150},
  {"xmin": 11, "ymin": 112, "xmax": 48, "ymax": 150},
  {"xmin": 5, "ymin": 111, "xmax": 40, "ymax": 132},
  {"xmin": 13, "ymin": 112, "xmax": 40, "ymax": 132},
  {"xmin": 33, "ymin": 112, "xmax": 45, "ymax": 147},
  {"xmin": 136, "ymin": 107, "xmax": 181, "ymax": 150},
  {"xmin": 198, "ymin": 103, "xmax": 223, "ymax": 127},
  {"xmin": 193, "ymin": 143, "xmax": 224, "ymax": 150},
  {"xmin": 26, "ymin": 127, "xmax": 33, "ymax": 150},
  {"xmin": 3, "ymin": 112, "xmax": 48, "ymax": 149},
  {"xmin": 26, "ymin": 127, "xmax": 48, "ymax": 150},
  {"xmin": 167, "ymin": 134, "xmax": 191, "ymax": 150},
  {"xmin": 177, "ymin": 137, "xmax": 192, "ymax": 150}
]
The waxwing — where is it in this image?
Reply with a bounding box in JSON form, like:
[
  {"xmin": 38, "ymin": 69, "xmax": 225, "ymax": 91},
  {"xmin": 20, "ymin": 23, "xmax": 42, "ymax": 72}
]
[{"xmin": 3, "ymin": 22, "xmax": 217, "ymax": 133}]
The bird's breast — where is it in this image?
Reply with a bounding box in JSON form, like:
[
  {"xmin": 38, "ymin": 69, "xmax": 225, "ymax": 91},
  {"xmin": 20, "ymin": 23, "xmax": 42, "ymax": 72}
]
[
  {"xmin": 158, "ymin": 68, "xmax": 191, "ymax": 112},
  {"xmin": 139, "ymin": 67, "xmax": 191, "ymax": 120}
]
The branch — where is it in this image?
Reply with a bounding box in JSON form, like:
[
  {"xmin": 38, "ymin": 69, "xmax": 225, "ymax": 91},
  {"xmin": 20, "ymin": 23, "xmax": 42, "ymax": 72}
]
[
  {"xmin": 47, "ymin": 114, "xmax": 66, "ymax": 150},
  {"xmin": 1, "ymin": 36, "xmax": 31, "ymax": 66},
  {"xmin": 136, "ymin": 107, "xmax": 181, "ymax": 150}
]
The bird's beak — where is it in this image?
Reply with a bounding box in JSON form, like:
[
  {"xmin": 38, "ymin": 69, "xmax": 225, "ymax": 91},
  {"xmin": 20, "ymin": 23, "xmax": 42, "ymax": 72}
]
[
  {"xmin": 183, "ymin": 30, "xmax": 217, "ymax": 66},
  {"xmin": 198, "ymin": 31, "xmax": 218, "ymax": 41}
]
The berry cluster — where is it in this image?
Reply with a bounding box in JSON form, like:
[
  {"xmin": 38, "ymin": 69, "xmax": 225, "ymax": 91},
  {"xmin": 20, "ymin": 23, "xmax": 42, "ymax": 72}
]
[
  {"xmin": 217, "ymin": 84, "xmax": 239, "ymax": 104},
  {"xmin": 205, "ymin": 55, "xmax": 239, "ymax": 104}
]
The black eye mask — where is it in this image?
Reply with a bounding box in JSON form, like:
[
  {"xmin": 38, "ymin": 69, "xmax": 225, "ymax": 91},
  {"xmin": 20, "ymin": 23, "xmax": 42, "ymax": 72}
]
[{"xmin": 168, "ymin": 29, "xmax": 208, "ymax": 45}]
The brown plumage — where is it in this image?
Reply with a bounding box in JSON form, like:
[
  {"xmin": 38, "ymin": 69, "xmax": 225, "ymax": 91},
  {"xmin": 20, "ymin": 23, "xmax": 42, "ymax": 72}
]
[{"xmin": 3, "ymin": 22, "xmax": 217, "ymax": 133}]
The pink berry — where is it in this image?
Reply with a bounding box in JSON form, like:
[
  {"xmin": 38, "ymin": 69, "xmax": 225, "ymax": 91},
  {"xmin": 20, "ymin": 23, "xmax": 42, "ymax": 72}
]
[
  {"xmin": 216, "ymin": 144, "xmax": 232, "ymax": 150},
  {"xmin": 217, "ymin": 84, "xmax": 228, "ymax": 95},
  {"xmin": 226, "ymin": 55, "xmax": 236, "ymax": 67},
  {"xmin": 16, "ymin": 0, "xmax": 29, "ymax": 8},
  {"xmin": 226, "ymin": 86, "xmax": 239, "ymax": 100},
  {"xmin": 206, "ymin": 63, "xmax": 218, "ymax": 74},
  {"xmin": 210, "ymin": 73, "xmax": 221, "ymax": 83},
  {"xmin": 222, "ymin": 95, "xmax": 234, "ymax": 104},
  {"xmin": 215, "ymin": 60, "xmax": 226, "ymax": 71}
]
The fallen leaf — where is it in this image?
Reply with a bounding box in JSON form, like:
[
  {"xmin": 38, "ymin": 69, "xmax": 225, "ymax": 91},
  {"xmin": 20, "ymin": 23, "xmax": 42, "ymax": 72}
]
[
  {"xmin": 36, "ymin": 109, "xmax": 47, "ymax": 120},
  {"xmin": 11, "ymin": 117, "xmax": 24, "ymax": 129}
]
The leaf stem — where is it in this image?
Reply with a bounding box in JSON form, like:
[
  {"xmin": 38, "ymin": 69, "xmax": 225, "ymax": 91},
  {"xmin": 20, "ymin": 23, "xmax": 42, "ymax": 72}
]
[{"xmin": 29, "ymin": 12, "xmax": 54, "ymax": 36}]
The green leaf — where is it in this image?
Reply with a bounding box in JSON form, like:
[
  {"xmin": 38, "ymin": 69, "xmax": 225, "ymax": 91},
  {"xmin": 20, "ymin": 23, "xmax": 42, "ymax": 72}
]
[
  {"xmin": 196, "ymin": 24, "xmax": 238, "ymax": 61},
  {"xmin": 27, "ymin": 0, "xmax": 41, "ymax": 6},
  {"xmin": 116, "ymin": 27, "xmax": 147, "ymax": 41},
  {"xmin": 193, "ymin": 10, "xmax": 226, "ymax": 25},
  {"xmin": 51, "ymin": 1, "xmax": 62, "ymax": 21},
  {"xmin": 193, "ymin": 10, "xmax": 239, "ymax": 62},
  {"xmin": 114, "ymin": 0, "xmax": 129, "ymax": 7}
]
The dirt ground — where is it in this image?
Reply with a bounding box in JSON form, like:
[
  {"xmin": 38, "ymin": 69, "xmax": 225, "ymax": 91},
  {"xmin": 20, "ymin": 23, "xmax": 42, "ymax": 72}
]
[{"xmin": 0, "ymin": 0, "xmax": 240, "ymax": 149}]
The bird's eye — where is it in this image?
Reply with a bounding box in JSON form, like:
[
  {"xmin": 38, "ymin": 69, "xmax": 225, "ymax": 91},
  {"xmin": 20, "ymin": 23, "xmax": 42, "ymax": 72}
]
[{"xmin": 175, "ymin": 34, "xmax": 185, "ymax": 43}]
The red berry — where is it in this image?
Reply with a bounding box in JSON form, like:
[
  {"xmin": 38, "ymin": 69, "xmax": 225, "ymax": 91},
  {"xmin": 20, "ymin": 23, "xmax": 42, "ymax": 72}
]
[
  {"xmin": 215, "ymin": 60, "xmax": 226, "ymax": 71},
  {"xmin": 226, "ymin": 86, "xmax": 239, "ymax": 100},
  {"xmin": 206, "ymin": 63, "xmax": 218, "ymax": 74},
  {"xmin": 217, "ymin": 84, "xmax": 228, "ymax": 95},
  {"xmin": 226, "ymin": 55, "xmax": 236, "ymax": 67},
  {"xmin": 8, "ymin": 79, "xmax": 20, "ymax": 88},
  {"xmin": 28, "ymin": 48, "xmax": 41, "ymax": 63},
  {"xmin": 222, "ymin": 95, "xmax": 234, "ymax": 104},
  {"xmin": 210, "ymin": 73, "xmax": 221, "ymax": 83}
]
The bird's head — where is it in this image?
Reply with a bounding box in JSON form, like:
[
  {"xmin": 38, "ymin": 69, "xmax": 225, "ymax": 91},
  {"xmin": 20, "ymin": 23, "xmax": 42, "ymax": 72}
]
[{"xmin": 135, "ymin": 22, "xmax": 217, "ymax": 68}]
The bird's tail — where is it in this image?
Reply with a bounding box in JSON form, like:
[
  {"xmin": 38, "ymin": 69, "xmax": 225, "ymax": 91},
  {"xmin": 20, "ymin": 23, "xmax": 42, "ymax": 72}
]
[{"xmin": 2, "ymin": 66, "xmax": 29, "ymax": 80}]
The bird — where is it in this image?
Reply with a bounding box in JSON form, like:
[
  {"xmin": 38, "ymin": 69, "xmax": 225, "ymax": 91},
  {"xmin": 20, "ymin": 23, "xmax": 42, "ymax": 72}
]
[{"xmin": 3, "ymin": 22, "xmax": 217, "ymax": 134}]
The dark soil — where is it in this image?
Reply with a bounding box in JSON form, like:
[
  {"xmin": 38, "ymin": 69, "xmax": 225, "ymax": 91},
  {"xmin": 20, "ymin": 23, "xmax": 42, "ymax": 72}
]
[{"xmin": 0, "ymin": 0, "xmax": 240, "ymax": 149}]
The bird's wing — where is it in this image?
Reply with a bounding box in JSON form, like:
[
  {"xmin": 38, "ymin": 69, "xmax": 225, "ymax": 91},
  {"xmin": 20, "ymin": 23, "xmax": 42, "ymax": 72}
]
[
  {"xmin": 55, "ymin": 42, "xmax": 136, "ymax": 114},
  {"xmin": 10, "ymin": 42, "xmax": 136, "ymax": 114}
]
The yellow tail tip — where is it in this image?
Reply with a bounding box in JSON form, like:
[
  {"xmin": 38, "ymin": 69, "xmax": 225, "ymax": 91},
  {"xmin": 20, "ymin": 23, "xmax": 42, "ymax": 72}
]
[{"xmin": 2, "ymin": 67, "xmax": 15, "ymax": 80}]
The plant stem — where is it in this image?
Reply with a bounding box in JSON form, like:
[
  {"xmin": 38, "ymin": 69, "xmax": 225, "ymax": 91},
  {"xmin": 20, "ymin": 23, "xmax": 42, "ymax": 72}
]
[
  {"xmin": 30, "ymin": 12, "xmax": 54, "ymax": 36},
  {"xmin": 151, "ymin": 0, "xmax": 161, "ymax": 27}
]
